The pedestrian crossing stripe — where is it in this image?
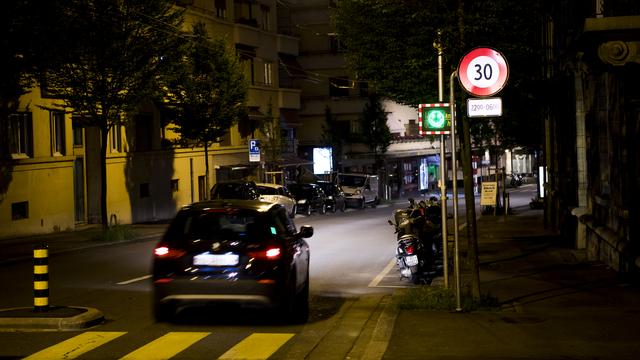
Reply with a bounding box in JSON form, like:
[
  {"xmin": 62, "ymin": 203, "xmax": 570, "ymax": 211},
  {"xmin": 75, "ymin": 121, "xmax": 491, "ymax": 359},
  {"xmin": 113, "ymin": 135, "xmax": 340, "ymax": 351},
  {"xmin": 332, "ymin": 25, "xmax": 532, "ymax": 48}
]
[
  {"xmin": 24, "ymin": 331, "xmax": 126, "ymax": 360},
  {"xmin": 120, "ymin": 332, "xmax": 209, "ymax": 360},
  {"xmin": 21, "ymin": 331, "xmax": 296, "ymax": 359},
  {"xmin": 218, "ymin": 333, "xmax": 295, "ymax": 360}
]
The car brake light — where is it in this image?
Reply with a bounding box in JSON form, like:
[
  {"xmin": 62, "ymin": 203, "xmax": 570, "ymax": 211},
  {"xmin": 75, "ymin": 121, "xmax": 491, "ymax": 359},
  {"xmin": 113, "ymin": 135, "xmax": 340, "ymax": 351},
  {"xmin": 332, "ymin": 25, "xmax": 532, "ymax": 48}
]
[
  {"xmin": 405, "ymin": 245, "xmax": 415, "ymax": 255},
  {"xmin": 249, "ymin": 247, "xmax": 281, "ymax": 260},
  {"xmin": 154, "ymin": 246, "xmax": 186, "ymax": 259}
]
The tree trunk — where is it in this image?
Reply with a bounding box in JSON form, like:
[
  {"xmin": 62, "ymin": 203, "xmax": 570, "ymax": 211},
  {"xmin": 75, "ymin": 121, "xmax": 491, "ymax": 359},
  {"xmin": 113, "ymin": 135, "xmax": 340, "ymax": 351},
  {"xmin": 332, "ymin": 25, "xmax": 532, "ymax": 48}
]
[
  {"xmin": 99, "ymin": 126, "xmax": 109, "ymax": 229},
  {"xmin": 461, "ymin": 116, "xmax": 480, "ymax": 299},
  {"xmin": 204, "ymin": 142, "xmax": 210, "ymax": 200},
  {"xmin": 456, "ymin": 0, "xmax": 480, "ymax": 299}
]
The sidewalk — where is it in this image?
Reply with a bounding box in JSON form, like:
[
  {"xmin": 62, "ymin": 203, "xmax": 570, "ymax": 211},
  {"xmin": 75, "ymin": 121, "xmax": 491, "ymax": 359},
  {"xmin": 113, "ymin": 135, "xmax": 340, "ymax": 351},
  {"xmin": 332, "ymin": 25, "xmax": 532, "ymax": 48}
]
[
  {"xmin": 381, "ymin": 201, "xmax": 640, "ymax": 360},
  {"xmin": 0, "ymin": 223, "xmax": 167, "ymax": 330},
  {"xmin": 0, "ymin": 223, "xmax": 168, "ymax": 265}
]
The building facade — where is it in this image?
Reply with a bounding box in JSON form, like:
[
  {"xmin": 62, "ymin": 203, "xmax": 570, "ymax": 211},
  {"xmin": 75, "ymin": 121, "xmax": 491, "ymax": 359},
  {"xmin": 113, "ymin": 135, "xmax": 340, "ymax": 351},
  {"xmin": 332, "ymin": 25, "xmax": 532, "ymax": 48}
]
[
  {"xmin": 1, "ymin": 0, "xmax": 302, "ymax": 237},
  {"xmin": 545, "ymin": 0, "xmax": 640, "ymax": 274}
]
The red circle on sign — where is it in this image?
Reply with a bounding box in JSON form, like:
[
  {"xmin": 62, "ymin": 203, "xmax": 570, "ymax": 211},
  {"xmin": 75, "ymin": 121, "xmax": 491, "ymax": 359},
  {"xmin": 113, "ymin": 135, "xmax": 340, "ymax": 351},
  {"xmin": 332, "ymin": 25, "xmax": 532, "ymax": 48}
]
[{"xmin": 458, "ymin": 47, "xmax": 508, "ymax": 97}]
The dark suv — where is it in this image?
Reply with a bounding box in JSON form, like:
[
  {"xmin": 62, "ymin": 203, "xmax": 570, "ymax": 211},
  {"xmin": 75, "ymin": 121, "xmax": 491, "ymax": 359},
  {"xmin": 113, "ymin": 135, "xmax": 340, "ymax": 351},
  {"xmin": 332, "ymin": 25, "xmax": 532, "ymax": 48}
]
[
  {"xmin": 287, "ymin": 183, "xmax": 327, "ymax": 216},
  {"xmin": 152, "ymin": 200, "xmax": 313, "ymax": 323},
  {"xmin": 210, "ymin": 180, "xmax": 259, "ymax": 200},
  {"xmin": 316, "ymin": 181, "xmax": 346, "ymax": 213}
]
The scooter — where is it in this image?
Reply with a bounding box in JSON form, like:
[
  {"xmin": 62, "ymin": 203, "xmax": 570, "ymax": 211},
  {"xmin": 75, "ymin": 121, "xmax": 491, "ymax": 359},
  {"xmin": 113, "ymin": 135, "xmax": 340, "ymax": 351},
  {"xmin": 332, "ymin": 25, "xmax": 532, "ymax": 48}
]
[{"xmin": 388, "ymin": 202, "xmax": 441, "ymax": 284}]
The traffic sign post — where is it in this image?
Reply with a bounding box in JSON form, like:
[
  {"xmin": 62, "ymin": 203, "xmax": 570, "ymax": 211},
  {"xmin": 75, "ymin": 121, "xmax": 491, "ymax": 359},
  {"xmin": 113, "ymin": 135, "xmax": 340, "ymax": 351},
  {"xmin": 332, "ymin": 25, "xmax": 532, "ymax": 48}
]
[
  {"xmin": 448, "ymin": 47, "xmax": 509, "ymax": 311},
  {"xmin": 458, "ymin": 47, "xmax": 509, "ymax": 97},
  {"xmin": 467, "ymin": 97, "xmax": 502, "ymax": 117},
  {"xmin": 419, "ymin": 103, "xmax": 451, "ymax": 135},
  {"xmin": 249, "ymin": 139, "xmax": 260, "ymax": 162}
]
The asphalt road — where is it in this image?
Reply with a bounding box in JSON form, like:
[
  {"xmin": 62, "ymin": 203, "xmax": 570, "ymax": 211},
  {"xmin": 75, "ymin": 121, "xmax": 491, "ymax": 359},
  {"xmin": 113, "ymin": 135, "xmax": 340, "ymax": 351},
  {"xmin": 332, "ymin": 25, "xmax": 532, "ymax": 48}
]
[{"xmin": 0, "ymin": 201, "xmax": 406, "ymax": 359}]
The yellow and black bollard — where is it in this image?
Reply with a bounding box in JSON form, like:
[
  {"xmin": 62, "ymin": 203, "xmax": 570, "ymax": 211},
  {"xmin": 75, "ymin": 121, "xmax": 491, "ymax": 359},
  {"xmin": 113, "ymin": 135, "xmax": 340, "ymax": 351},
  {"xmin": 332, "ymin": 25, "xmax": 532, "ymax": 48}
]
[{"xmin": 33, "ymin": 245, "xmax": 49, "ymax": 312}]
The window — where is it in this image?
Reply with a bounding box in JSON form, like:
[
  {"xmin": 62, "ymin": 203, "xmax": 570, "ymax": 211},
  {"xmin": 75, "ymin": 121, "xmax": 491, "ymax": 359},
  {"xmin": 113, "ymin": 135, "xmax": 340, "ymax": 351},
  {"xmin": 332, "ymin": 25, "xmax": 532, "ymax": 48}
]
[
  {"xmin": 171, "ymin": 179, "xmax": 179, "ymax": 192},
  {"xmin": 198, "ymin": 176, "xmax": 206, "ymax": 201},
  {"xmin": 329, "ymin": 34, "xmax": 346, "ymax": 53},
  {"xmin": 234, "ymin": 0, "xmax": 255, "ymax": 26},
  {"xmin": 72, "ymin": 122, "xmax": 83, "ymax": 147},
  {"xmin": 12, "ymin": 201, "xmax": 29, "ymax": 220},
  {"xmin": 260, "ymin": 5, "xmax": 270, "ymax": 31},
  {"xmin": 264, "ymin": 61, "xmax": 273, "ymax": 86},
  {"xmin": 134, "ymin": 114, "xmax": 153, "ymax": 152},
  {"xmin": 110, "ymin": 124, "xmax": 122, "ymax": 153},
  {"xmin": 236, "ymin": 45, "xmax": 256, "ymax": 85},
  {"xmin": 359, "ymin": 81, "xmax": 369, "ymax": 97},
  {"xmin": 50, "ymin": 111, "xmax": 66, "ymax": 156},
  {"xmin": 215, "ymin": 0, "xmax": 226, "ymax": 18},
  {"xmin": 8, "ymin": 112, "xmax": 33, "ymax": 158},
  {"xmin": 140, "ymin": 183, "xmax": 150, "ymax": 198},
  {"xmin": 329, "ymin": 77, "xmax": 350, "ymax": 97}
]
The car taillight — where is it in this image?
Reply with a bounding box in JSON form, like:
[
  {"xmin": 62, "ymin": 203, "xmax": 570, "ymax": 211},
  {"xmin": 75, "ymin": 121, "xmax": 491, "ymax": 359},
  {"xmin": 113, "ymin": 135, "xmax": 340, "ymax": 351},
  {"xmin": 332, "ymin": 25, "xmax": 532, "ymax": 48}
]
[
  {"xmin": 249, "ymin": 247, "xmax": 281, "ymax": 260},
  {"xmin": 405, "ymin": 245, "xmax": 415, "ymax": 255},
  {"xmin": 154, "ymin": 245, "xmax": 186, "ymax": 259}
]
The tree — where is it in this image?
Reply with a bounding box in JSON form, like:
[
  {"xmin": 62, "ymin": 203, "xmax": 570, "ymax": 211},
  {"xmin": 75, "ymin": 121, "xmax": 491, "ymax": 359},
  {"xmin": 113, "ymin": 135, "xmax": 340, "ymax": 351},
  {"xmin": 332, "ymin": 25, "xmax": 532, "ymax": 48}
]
[
  {"xmin": 0, "ymin": 0, "xmax": 61, "ymax": 198},
  {"xmin": 360, "ymin": 94, "xmax": 391, "ymax": 172},
  {"xmin": 334, "ymin": 0, "xmax": 545, "ymax": 299},
  {"xmin": 321, "ymin": 106, "xmax": 346, "ymax": 173},
  {"xmin": 167, "ymin": 22, "xmax": 248, "ymax": 195},
  {"xmin": 42, "ymin": 0, "xmax": 185, "ymax": 228}
]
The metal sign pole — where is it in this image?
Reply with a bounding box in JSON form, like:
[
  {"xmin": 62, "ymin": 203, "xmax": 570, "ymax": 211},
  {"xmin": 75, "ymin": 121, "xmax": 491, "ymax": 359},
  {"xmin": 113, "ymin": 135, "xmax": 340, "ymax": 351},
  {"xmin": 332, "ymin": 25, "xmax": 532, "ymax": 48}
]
[
  {"xmin": 450, "ymin": 70, "xmax": 462, "ymax": 312},
  {"xmin": 434, "ymin": 33, "xmax": 449, "ymax": 289}
]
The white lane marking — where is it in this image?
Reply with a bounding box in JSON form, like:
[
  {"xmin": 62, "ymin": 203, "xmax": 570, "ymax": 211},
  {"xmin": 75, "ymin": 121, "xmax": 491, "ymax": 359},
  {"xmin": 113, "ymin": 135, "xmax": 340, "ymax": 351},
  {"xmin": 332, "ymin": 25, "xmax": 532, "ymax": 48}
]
[
  {"xmin": 368, "ymin": 258, "xmax": 397, "ymax": 287},
  {"xmin": 117, "ymin": 275, "xmax": 152, "ymax": 285}
]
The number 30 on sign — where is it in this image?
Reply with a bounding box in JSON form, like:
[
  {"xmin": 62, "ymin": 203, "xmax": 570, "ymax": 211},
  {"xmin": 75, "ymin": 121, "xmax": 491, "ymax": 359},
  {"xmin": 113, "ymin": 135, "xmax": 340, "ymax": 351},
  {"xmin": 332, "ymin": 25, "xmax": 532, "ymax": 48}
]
[{"xmin": 458, "ymin": 47, "xmax": 509, "ymax": 97}]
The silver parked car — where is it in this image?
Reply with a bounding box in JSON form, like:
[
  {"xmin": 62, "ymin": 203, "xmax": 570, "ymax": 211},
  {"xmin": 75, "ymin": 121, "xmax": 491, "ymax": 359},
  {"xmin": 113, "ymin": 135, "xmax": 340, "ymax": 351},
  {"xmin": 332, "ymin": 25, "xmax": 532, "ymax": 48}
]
[{"xmin": 256, "ymin": 183, "xmax": 297, "ymax": 218}]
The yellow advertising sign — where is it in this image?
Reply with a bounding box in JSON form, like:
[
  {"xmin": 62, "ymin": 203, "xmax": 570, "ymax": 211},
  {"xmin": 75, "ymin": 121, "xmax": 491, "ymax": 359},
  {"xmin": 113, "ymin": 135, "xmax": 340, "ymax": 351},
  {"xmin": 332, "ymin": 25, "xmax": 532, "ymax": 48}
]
[{"xmin": 481, "ymin": 182, "xmax": 498, "ymax": 206}]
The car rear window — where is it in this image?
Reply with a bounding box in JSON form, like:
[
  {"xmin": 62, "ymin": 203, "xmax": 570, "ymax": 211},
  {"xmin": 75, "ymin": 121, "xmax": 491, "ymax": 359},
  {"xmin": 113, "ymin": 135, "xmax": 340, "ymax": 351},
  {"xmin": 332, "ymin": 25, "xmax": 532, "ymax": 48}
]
[
  {"xmin": 257, "ymin": 186, "xmax": 278, "ymax": 195},
  {"xmin": 288, "ymin": 184, "xmax": 313, "ymax": 197},
  {"xmin": 164, "ymin": 209, "xmax": 265, "ymax": 244}
]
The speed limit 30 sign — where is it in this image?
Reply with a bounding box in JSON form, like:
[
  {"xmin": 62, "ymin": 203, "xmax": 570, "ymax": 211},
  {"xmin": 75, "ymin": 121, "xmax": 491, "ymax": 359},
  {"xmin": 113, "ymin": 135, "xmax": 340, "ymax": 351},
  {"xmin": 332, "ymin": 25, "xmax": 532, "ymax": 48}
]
[{"xmin": 458, "ymin": 47, "xmax": 508, "ymax": 97}]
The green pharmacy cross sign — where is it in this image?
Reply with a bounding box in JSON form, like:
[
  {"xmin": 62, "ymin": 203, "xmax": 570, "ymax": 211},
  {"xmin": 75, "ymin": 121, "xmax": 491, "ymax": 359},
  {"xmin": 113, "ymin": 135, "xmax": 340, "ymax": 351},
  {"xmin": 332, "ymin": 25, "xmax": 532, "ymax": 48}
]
[{"xmin": 419, "ymin": 103, "xmax": 451, "ymax": 135}]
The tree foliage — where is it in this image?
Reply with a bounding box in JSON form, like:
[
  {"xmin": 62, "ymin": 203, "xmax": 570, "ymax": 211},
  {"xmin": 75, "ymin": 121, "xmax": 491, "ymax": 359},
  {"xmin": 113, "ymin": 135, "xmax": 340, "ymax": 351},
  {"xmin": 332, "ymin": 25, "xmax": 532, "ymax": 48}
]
[
  {"xmin": 1, "ymin": 0, "xmax": 63, "ymax": 195},
  {"xmin": 333, "ymin": 0, "xmax": 545, "ymax": 151},
  {"xmin": 166, "ymin": 21, "xmax": 248, "ymax": 195},
  {"xmin": 42, "ymin": 0, "xmax": 185, "ymax": 227},
  {"xmin": 361, "ymin": 94, "xmax": 392, "ymax": 161},
  {"xmin": 168, "ymin": 22, "xmax": 248, "ymax": 148}
]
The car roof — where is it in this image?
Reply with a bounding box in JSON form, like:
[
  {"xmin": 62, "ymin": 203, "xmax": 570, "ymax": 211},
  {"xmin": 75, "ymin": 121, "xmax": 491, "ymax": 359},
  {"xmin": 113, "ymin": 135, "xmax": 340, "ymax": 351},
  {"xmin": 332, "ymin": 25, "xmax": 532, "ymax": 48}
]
[
  {"xmin": 289, "ymin": 182, "xmax": 319, "ymax": 188},
  {"xmin": 180, "ymin": 199, "xmax": 280, "ymax": 213},
  {"xmin": 255, "ymin": 182, "xmax": 284, "ymax": 189}
]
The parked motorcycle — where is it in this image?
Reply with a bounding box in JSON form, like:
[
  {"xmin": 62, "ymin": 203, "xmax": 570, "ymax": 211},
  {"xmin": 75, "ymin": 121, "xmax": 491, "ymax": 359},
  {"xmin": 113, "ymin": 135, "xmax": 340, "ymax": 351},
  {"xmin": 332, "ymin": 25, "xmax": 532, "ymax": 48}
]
[
  {"xmin": 510, "ymin": 173, "xmax": 524, "ymax": 187},
  {"xmin": 388, "ymin": 199, "xmax": 442, "ymax": 284}
]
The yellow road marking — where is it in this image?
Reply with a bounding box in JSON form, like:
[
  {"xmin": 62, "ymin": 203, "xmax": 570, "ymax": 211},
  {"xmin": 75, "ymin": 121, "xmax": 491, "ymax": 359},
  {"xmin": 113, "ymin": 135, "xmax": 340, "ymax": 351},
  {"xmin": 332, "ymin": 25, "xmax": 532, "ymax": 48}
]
[
  {"xmin": 218, "ymin": 333, "xmax": 294, "ymax": 360},
  {"xmin": 119, "ymin": 332, "xmax": 209, "ymax": 360},
  {"xmin": 24, "ymin": 331, "xmax": 125, "ymax": 360}
]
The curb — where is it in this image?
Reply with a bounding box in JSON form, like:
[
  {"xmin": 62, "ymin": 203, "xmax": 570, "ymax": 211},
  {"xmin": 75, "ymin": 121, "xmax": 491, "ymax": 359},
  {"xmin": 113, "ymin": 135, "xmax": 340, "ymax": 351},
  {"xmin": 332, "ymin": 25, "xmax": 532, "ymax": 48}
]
[
  {"xmin": 0, "ymin": 306, "xmax": 104, "ymax": 331},
  {"xmin": 361, "ymin": 294, "xmax": 400, "ymax": 360}
]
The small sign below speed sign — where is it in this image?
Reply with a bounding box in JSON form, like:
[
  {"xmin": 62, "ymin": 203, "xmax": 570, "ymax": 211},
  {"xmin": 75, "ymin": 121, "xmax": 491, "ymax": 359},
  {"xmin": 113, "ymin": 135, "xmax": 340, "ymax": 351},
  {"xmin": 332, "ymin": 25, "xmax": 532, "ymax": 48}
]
[{"xmin": 458, "ymin": 47, "xmax": 508, "ymax": 97}]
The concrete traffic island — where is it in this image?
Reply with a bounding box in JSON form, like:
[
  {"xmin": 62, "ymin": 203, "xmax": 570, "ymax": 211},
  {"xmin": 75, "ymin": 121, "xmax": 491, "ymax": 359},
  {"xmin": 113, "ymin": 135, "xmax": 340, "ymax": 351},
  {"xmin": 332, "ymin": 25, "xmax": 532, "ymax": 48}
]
[{"xmin": 0, "ymin": 306, "xmax": 104, "ymax": 331}]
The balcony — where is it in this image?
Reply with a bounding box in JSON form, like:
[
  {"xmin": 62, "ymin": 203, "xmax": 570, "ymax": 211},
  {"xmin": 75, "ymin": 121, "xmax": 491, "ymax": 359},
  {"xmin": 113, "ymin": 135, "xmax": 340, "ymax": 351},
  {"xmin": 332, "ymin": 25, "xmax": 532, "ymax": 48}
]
[{"xmin": 234, "ymin": 20, "xmax": 260, "ymax": 47}]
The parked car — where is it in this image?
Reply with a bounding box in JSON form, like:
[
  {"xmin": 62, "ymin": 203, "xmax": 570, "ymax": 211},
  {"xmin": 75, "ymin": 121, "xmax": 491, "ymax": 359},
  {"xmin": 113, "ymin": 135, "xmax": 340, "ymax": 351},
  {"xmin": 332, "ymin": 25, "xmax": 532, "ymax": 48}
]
[
  {"xmin": 315, "ymin": 181, "xmax": 346, "ymax": 213},
  {"xmin": 152, "ymin": 199, "xmax": 313, "ymax": 323},
  {"xmin": 256, "ymin": 183, "xmax": 297, "ymax": 218},
  {"xmin": 287, "ymin": 183, "xmax": 327, "ymax": 216},
  {"xmin": 210, "ymin": 180, "xmax": 259, "ymax": 200}
]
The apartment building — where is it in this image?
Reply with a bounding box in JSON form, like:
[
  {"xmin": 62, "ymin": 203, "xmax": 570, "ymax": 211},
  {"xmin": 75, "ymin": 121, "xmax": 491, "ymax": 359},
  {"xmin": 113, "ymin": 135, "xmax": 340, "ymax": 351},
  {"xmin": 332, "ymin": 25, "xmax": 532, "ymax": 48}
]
[
  {"xmin": 1, "ymin": 0, "xmax": 302, "ymax": 237},
  {"xmin": 285, "ymin": 0, "xmax": 441, "ymax": 196}
]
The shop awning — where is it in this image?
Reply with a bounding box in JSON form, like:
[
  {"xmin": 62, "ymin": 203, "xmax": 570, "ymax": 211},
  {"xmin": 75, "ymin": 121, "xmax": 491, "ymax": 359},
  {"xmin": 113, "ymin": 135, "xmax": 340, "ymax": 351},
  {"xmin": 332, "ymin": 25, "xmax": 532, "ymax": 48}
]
[
  {"xmin": 277, "ymin": 154, "xmax": 313, "ymax": 168},
  {"xmin": 280, "ymin": 109, "xmax": 301, "ymax": 127},
  {"xmin": 279, "ymin": 54, "xmax": 308, "ymax": 79}
]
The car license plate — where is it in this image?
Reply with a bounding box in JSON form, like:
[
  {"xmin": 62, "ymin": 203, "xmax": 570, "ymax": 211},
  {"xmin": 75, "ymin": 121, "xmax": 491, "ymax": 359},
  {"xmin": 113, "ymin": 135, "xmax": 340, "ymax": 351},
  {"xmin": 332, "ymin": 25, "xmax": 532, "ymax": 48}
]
[
  {"xmin": 404, "ymin": 255, "xmax": 418, "ymax": 267},
  {"xmin": 193, "ymin": 253, "xmax": 239, "ymax": 266}
]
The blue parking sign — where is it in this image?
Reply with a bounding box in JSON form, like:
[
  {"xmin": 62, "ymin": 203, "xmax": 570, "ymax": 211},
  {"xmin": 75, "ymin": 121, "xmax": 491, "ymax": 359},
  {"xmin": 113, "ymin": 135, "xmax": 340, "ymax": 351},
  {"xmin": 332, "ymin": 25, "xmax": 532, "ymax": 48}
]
[{"xmin": 249, "ymin": 139, "xmax": 260, "ymax": 162}]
